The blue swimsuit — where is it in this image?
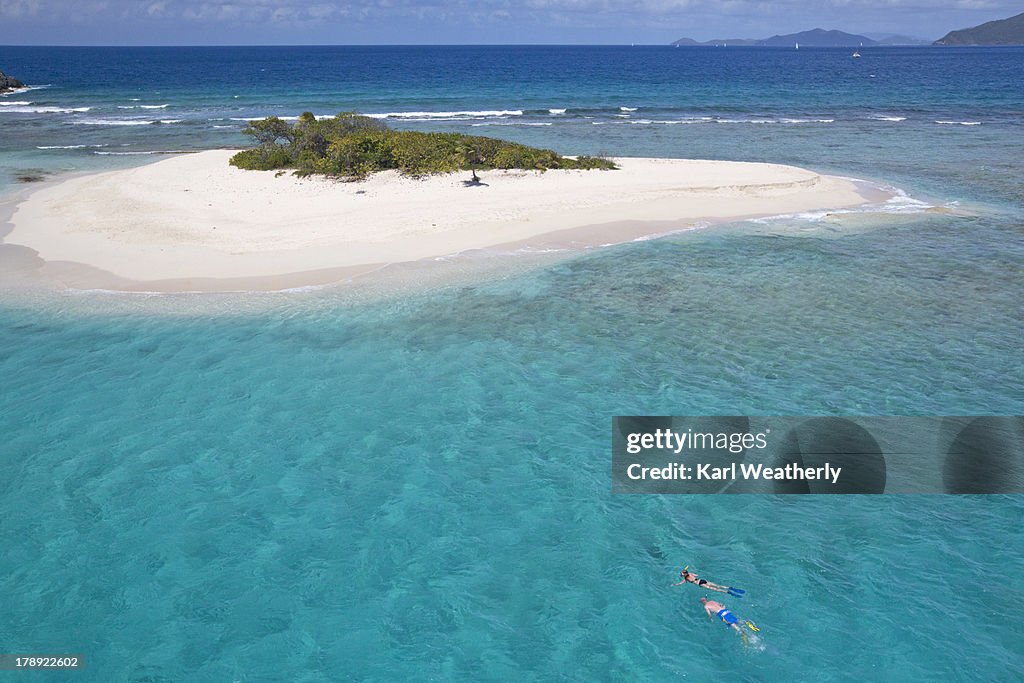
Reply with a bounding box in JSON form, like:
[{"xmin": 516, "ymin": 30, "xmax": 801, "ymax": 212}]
[{"xmin": 717, "ymin": 608, "xmax": 739, "ymax": 626}]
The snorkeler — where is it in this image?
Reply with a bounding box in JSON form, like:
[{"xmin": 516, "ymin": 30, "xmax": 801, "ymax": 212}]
[
  {"xmin": 673, "ymin": 566, "xmax": 746, "ymax": 598},
  {"xmin": 701, "ymin": 597, "xmax": 759, "ymax": 640}
]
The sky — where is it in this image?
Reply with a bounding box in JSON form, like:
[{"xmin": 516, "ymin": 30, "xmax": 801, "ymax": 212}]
[{"xmin": 0, "ymin": 0, "xmax": 1019, "ymax": 45}]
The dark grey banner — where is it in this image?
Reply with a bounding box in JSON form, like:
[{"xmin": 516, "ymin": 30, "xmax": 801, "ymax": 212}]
[{"xmin": 611, "ymin": 416, "xmax": 1024, "ymax": 494}]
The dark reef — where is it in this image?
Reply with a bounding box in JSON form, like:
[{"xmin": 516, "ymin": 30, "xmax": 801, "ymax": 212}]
[{"xmin": 0, "ymin": 70, "xmax": 26, "ymax": 94}]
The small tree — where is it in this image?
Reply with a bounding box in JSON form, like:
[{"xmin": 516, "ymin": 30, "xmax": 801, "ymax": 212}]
[
  {"xmin": 460, "ymin": 138, "xmax": 488, "ymax": 183},
  {"xmin": 242, "ymin": 116, "xmax": 293, "ymax": 146},
  {"xmin": 292, "ymin": 112, "xmax": 330, "ymax": 161}
]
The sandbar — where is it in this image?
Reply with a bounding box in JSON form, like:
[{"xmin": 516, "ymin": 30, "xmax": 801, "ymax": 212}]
[{"xmin": 3, "ymin": 149, "xmax": 872, "ymax": 291}]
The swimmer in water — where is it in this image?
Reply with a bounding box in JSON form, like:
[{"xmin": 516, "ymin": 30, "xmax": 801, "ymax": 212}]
[
  {"xmin": 700, "ymin": 597, "xmax": 758, "ymax": 643},
  {"xmin": 673, "ymin": 567, "xmax": 745, "ymax": 597}
]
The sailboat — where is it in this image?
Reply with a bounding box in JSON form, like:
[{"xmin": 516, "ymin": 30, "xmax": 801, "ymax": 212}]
[
  {"xmin": 795, "ymin": 42, "xmax": 799, "ymax": 50},
  {"xmin": 852, "ymin": 51, "xmax": 861, "ymax": 58}
]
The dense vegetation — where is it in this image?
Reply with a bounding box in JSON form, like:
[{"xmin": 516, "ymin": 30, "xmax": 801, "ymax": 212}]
[{"xmin": 229, "ymin": 112, "xmax": 616, "ymax": 180}]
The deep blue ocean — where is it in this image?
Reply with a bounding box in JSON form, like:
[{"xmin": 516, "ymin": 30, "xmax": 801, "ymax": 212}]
[{"xmin": 1, "ymin": 46, "xmax": 1023, "ymax": 681}]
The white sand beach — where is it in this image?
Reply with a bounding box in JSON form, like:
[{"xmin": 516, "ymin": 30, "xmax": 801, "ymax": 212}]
[{"xmin": 4, "ymin": 149, "xmax": 871, "ymax": 291}]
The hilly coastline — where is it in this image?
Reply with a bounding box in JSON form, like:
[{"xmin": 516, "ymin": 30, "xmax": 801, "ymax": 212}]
[
  {"xmin": 934, "ymin": 11, "xmax": 1024, "ymax": 45},
  {"xmin": 674, "ymin": 12, "xmax": 1024, "ymax": 47}
]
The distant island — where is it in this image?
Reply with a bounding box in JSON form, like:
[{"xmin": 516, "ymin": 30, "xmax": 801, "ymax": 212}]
[
  {"xmin": 863, "ymin": 33, "xmax": 930, "ymax": 46},
  {"xmin": 934, "ymin": 11, "xmax": 1024, "ymax": 45},
  {"xmin": 230, "ymin": 112, "xmax": 616, "ymax": 181},
  {"xmin": 0, "ymin": 70, "xmax": 25, "ymax": 94},
  {"xmin": 674, "ymin": 12, "xmax": 1024, "ymax": 48},
  {"xmin": 673, "ymin": 28, "xmax": 878, "ymax": 47},
  {"xmin": 761, "ymin": 29, "xmax": 875, "ymax": 47}
]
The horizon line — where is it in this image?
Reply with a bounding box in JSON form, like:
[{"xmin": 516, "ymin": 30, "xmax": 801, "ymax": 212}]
[{"xmin": 0, "ymin": 42, "xmax": 965, "ymax": 49}]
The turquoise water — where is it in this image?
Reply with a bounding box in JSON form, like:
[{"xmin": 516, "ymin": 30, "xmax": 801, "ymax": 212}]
[{"xmin": 1, "ymin": 47, "xmax": 1023, "ymax": 680}]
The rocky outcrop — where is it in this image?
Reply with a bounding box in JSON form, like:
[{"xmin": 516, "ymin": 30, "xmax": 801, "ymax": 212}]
[{"xmin": 0, "ymin": 70, "xmax": 26, "ymax": 94}]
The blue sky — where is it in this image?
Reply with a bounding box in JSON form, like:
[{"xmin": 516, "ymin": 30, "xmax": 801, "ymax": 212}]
[{"xmin": 0, "ymin": 0, "xmax": 1019, "ymax": 45}]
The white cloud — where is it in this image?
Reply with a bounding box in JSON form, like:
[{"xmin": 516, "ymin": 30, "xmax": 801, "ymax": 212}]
[
  {"xmin": 0, "ymin": 0, "xmax": 42, "ymax": 17},
  {"xmin": 1, "ymin": 0, "xmax": 1020, "ymax": 42}
]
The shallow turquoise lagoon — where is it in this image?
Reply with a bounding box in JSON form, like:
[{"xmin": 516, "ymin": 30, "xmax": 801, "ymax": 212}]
[
  {"xmin": 1, "ymin": 45, "xmax": 1023, "ymax": 680},
  {"xmin": 2, "ymin": 217, "xmax": 1023, "ymax": 679}
]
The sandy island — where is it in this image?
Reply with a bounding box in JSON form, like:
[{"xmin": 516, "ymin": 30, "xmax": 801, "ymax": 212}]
[{"xmin": 3, "ymin": 149, "xmax": 872, "ymax": 291}]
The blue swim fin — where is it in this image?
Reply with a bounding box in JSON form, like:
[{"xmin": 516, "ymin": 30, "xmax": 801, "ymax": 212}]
[{"xmin": 727, "ymin": 587, "xmax": 745, "ymax": 597}]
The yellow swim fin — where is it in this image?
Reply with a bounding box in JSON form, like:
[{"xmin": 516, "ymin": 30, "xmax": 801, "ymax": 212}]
[{"xmin": 745, "ymin": 621, "xmax": 760, "ymax": 632}]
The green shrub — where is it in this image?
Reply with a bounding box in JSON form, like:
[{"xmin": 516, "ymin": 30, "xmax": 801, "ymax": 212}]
[
  {"xmin": 230, "ymin": 112, "xmax": 617, "ymax": 179},
  {"xmin": 572, "ymin": 155, "xmax": 617, "ymax": 170},
  {"xmin": 229, "ymin": 145, "xmax": 293, "ymax": 171}
]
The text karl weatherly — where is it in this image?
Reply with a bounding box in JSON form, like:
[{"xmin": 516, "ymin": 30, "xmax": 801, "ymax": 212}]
[{"xmin": 626, "ymin": 462, "xmax": 842, "ymax": 484}]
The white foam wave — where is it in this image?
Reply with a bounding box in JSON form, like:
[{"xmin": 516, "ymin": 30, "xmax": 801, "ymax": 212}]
[
  {"xmin": 749, "ymin": 184, "xmax": 937, "ymax": 224},
  {"xmin": 629, "ymin": 223, "xmax": 708, "ymax": 242},
  {"xmin": 717, "ymin": 118, "xmax": 832, "ymax": 124},
  {"xmin": 0, "ymin": 100, "xmax": 32, "ymax": 106},
  {"xmin": 118, "ymin": 103, "xmax": 170, "ymax": 109},
  {"xmin": 620, "ymin": 107, "xmax": 638, "ymax": 112},
  {"xmin": 871, "ymin": 185, "xmax": 950, "ymax": 214},
  {"xmin": 73, "ymin": 118, "xmax": 181, "ymax": 126},
  {"xmin": 0, "ymin": 105, "xmax": 90, "ymax": 113},
  {"xmin": 0, "ymin": 84, "xmax": 50, "ymax": 96},
  {"xmin": 870, "ymin": 115, "xmax": 907, "ymax": 122},
  {"xmin": 512, "ymin": 246, "xmax": 568, "ymax": 254},
  {"xmin": 37, "ymin": 144, "xmax": 107, "ymax": 149},
  {"xmin": 548, "ymin": 108, "xmax": 566, "ymax": 114},
  {"xmin": 406, "ymin": 116, "xmax": 501, "ymax": 122},
  {"xmin": 228, "ymin": 115, "xmax": 330, "ymax": 122},
  {"xmin": 626, "ymin": 118, "xmax": 714, "ymax": 125},
  {"xmin": 93, "ymin": 150, "xmax": 189, "ymax": 155},
  {"xmin": 470, "ymin": 122, "xmax": 553, "ymax": 127},
  {"xmin": 935, "ymin": 120, "xmax": 981, "ymax": 126},
  {"xmin": 367, "ymin": 110, "xmax": 524, "ymax": 120}
]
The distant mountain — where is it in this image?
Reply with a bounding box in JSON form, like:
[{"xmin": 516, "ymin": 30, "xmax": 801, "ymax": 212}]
[
  {"xmin": 671, "ymin": 37, "xmax": 758, "ymax": 46},
  {"xmin": 934, "ymin": 11, "xmax": 1024, "ymax": 45},
  {"xmin": 760, "ymin": 29, "xmax": 876, "ymax": 47},
  {"xmin": 702, "ymin": 38, "xmax": 760, "ymax": 47},
  {"xmin": 671, "ymin": 28, "xmax": 876, "ymax": 47},
  {"xmin": 864, "ymin": 33, "xmax": 931, "ymax": 45}
]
